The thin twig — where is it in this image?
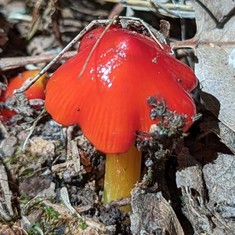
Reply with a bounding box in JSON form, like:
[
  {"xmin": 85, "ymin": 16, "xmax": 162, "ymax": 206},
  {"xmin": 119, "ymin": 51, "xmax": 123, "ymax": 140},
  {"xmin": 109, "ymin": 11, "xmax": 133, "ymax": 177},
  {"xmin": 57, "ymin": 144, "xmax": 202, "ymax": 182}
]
[
  {"xmin": 0, "ymin": 51, "xmax": 77, "ymax": 71},
  {"xmin": 118, "ymin": 16, "xmax": 166, "ymax": 49},
  {"xmin": 22, "ymin": 109, "xmax": 47, "ymax": 152},
  {"xmin": 170, "ymin": 39, "xmax": 235, "ymax": 49},
  {"xmin": 139, "ymin": 19, "xmax": 164, "ymax": 50},
  {"xmin": 108, "ymin": 3, "xmax": 124, "ymax": 19},
  {"xmin": 78, "ymin": 15, "xmax": 118, "ymax": 79},
  {"xmin": 13, "ymin": 19, "xmax": 113, "ymax": 94},
  {"xmin": 151, "ymin": 1, "xmax": 180, "ymax": 18},
  {"xmin": 13, "ymin": 16, "xmax": 167, "ymax": 94},
  {"xmin": 103, "ymin": 0, "xmax": 193, "ymax": 11}
]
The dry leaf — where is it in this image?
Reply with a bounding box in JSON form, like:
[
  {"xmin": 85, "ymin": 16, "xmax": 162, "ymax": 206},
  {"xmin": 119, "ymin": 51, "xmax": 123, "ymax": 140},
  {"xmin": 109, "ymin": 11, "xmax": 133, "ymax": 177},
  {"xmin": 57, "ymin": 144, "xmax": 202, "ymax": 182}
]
[
  {"xmin": 176, "ymin": 1, "xmax": 235, "ymax": 234},
  {"xmin": 130, "ymin": 187, "xmax": 184, "ymax": 235},
  {"xmin": 194, "ymin": 0, "xmax": 235, "ymax": 134}
]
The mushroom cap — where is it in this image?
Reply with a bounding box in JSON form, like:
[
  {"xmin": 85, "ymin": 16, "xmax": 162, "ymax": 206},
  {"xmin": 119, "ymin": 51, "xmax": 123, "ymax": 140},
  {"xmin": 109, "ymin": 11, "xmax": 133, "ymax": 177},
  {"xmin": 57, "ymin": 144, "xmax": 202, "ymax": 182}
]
[
  {"xmin": 2, "ymin": 70, "xmax": 48, "ymax": 100},
  {"xmin": 79, "ymin": 27, "xmax": 198, "ymax": 92},
  {"xmin": 45, "ymin": 27, "xmax": 197, "ymax": 154},
  {"xmin": 0, "ymin": 70, "xmax": 48, "ymax": 121}
]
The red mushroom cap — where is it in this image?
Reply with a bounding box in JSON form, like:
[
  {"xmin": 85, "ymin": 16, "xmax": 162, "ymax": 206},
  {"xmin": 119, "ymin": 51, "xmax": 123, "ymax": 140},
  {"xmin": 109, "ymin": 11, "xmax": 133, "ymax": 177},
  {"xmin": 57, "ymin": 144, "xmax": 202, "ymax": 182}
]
[
  {"xmin": 2, "ymin": 70, "xmax": 48, "ymax": 100},
  {"xmin": 45, "ymin": 27, "xmax": 197, "ymax": 154},
  {"xmin": 79, "ymin": 27, "xmax": 198, "ymax": 92},
  {"xmin": 0, "ymin": 70, "xmax": 48, "ymax": 121}
]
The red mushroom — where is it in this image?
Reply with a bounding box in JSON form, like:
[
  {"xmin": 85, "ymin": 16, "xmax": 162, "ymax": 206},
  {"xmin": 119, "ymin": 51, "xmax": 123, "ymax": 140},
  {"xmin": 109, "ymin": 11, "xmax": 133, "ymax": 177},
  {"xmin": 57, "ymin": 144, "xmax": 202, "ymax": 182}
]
[
  {"xmin": 0, "ymin": 70, "xmax": 48, "ymax": 121},
  {"xmin": 79, "ymin": 26, "xmax": 197, "ymax": 93},
  {"xmin": 45, "ymin": 26, "xmax": 197, "ymax": 207}
]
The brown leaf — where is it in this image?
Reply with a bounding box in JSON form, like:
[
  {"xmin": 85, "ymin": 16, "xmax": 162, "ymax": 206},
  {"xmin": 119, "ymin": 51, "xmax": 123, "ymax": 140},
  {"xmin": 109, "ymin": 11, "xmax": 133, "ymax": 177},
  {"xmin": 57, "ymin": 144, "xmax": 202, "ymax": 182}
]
[
  {"xmin": 130, "ymin": 187, "xmax": 184, "ymax": 235},
  {"xmin": 194, "ymin": 0, "xmax": 235, "ymax": 133}
]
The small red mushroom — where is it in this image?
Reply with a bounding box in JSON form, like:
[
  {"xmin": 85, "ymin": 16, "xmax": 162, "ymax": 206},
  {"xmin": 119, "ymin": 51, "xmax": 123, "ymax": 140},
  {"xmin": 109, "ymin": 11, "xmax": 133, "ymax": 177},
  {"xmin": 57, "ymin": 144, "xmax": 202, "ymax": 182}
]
[
  {"xmin": 0, "ymin": 70, "xmax": 48, "ymax": 121},
  {"xmin": 79, "ymin": 26, "xmax": 197, "ymax": 93},
  {"xmin": 45, "ymin": 26, "xmax": 197, "ymax": 207}
]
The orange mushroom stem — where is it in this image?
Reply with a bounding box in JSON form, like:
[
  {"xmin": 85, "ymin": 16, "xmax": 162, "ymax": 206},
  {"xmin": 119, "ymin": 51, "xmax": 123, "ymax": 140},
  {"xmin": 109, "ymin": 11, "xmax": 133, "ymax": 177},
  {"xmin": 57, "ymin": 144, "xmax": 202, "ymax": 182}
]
[
  {"xmin": 45, "ymin": 25, "xmax": 198, "ymax": 207},
  {"xmin": 103, "ymin": 144, "xmax": 141, "ymax": 206}
]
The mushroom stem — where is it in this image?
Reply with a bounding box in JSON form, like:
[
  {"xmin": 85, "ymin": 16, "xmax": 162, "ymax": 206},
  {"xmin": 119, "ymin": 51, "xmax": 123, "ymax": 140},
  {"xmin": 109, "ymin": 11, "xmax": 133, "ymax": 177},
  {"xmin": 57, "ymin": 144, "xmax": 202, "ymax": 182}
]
[{"xmin": 103, "ymin": 143, "xmax": 142, "ymax": 208}]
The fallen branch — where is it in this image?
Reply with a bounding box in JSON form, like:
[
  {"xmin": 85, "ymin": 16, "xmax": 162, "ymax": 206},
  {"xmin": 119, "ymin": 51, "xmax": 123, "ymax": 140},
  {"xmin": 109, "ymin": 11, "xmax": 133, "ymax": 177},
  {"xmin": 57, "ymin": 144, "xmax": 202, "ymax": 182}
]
[{"xmin": 0, "ymin": 51, "xmax": 77, "ymax": 71}]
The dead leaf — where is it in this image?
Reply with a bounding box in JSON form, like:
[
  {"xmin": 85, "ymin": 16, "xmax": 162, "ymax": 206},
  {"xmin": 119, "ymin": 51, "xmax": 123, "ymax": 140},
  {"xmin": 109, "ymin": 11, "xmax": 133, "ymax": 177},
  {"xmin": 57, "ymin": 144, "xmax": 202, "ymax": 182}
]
[
  {"xmin": 130, "ymin": 187, "xmax": 184, "ymax": 235},
  {"xmin": 175, "ymin": 1, "xmax": 235, "ymax": 233},
  {"xmin": 203, "ymin": 154, "xmax": 235, "ymax": 212},
  {"xmin": 193, "ymin": 0, "xmax": 235, "ymax": 133}
]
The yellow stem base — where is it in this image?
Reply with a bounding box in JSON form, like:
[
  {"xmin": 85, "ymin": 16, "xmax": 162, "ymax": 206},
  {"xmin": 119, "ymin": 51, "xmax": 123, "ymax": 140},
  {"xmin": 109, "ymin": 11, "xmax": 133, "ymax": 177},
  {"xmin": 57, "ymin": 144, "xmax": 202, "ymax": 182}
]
[{"xmin": 103, "ymin": 144, "xmax": 141, "ymax": 208}]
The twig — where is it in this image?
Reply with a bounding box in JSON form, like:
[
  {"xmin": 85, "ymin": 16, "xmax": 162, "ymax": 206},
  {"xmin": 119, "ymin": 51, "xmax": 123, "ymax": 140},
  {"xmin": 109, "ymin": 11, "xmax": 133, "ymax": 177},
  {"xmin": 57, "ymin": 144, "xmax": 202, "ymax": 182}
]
[
  {"xmin": 13, "ymin": 18, "xmax": 115, "ymax": 94},
  {"xmin": 151, "ymin": 1, "xmax": 180, "ymax": 18},
  {"xmin": 137, "ymin": 18, "xmax": 164, "ymax": 50},
  {"xmin": 108, "ymin": 3, "xmax": 124, "ymax": 19},
  {"xmin": 13, "ymin": 16, "xmax": 167, "ymax": 94},
  {"xmin": 60, "ymin": 186, "xmax": 81, "ymax": 217},
  {"xmin": 102, "ymin": 0, "xmax": 193, "ymax": 11},
  {"xmin": 109, "ymin": 197, "xmax": 131, "ymax": 207},
  {"xmin": 22, "ymin": 109, "xmax": 47, "ymax": 152},
  {"xmin": 78, "ymin": 15, "xmax": 118, "ymax": 79},
  {"xmin": 60, "ymin": 186, "xmax": 106, "ymax": 231},
  {"xmin": 0, "ymin": 51, "xmax": 77, "ymax": 71},
  {"xmin": 170, "ymin": 39, "xmax": 235, "ymax": 49}
]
